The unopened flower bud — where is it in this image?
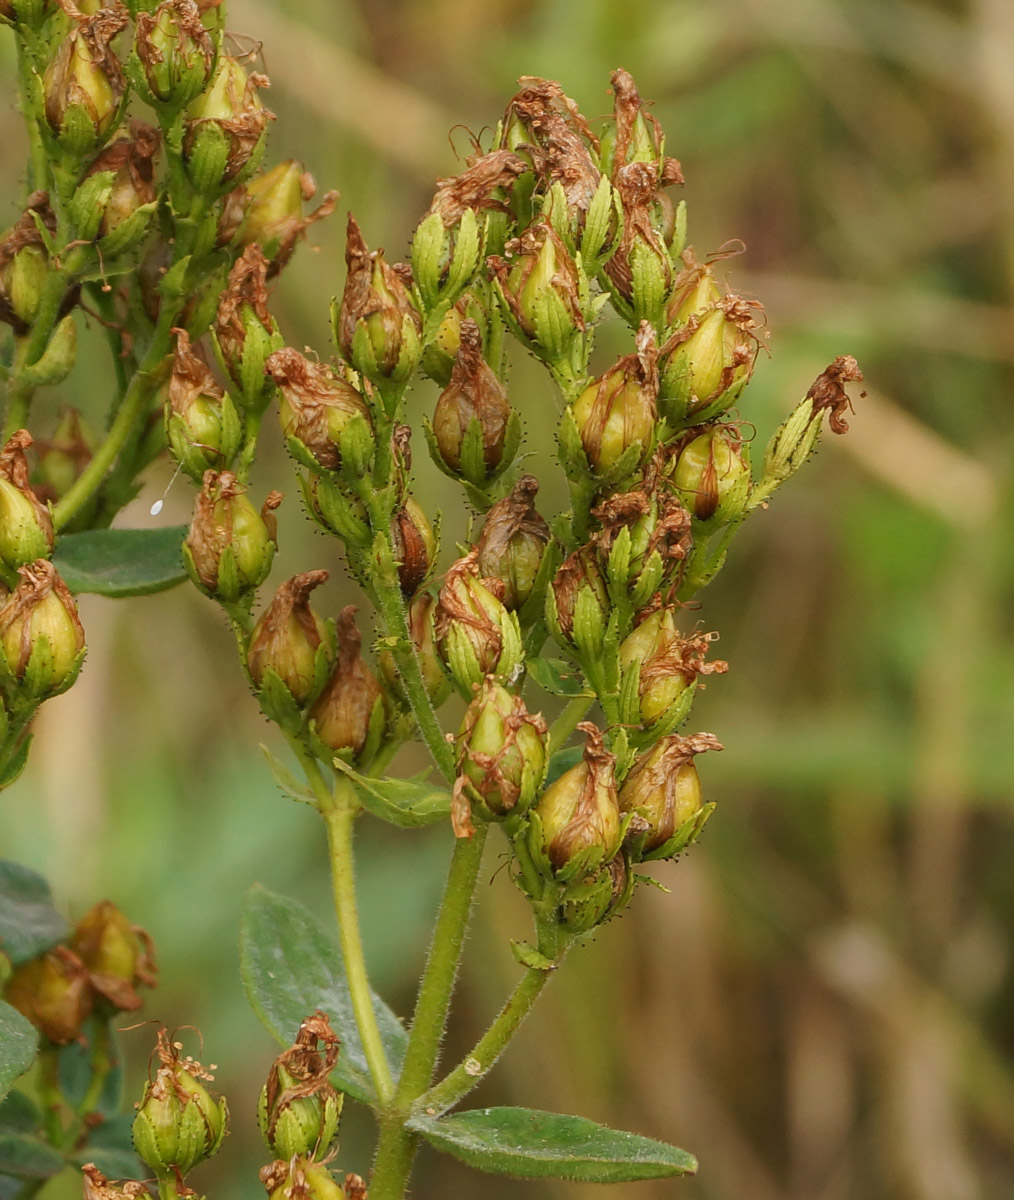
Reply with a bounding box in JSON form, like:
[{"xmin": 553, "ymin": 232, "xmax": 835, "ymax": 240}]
[
  {"xmin": 571, "ymin": 321, "xmax": 657, "ymax": 474},
  {"xmin": 434, "ymin": 551, "xmax": 523, "ymax": 696},
  {"xmin": 4, "ymin": 946, "xmax": 91, "ymax": 1044},
  {"xmin": 258, "ymin": 1011, "xmax": 343, "ymax": 1161},
  {"xmin": 309, "ymin": 606, "xmax": 384, "ymax": 762},
  {"xmin": 391, "ymin": 497, "xmax": 435, "ymax": 598},
  {"xmin": 378, "ymin": 592, "xmax": 450, "ymax": 708},
  {"xmin": 184, "ymin": 55, "xmax": 272, "ymax": 193},
  {"xmin": 670, "ymin": 427, "xmax": 752, "ymax": 524},
  {"xmin": 336, "ymin": 214, "xmax": 422, "ymax": 387},
  {"xmin": 134, "ymin": 0, "xmax": 213, "ymax": 109},
  {"xmin": 0, "ymin": 430, "xmax": 54, "ymax": 569},
  {"xmin": 265, "ymin": 348, "xmax": 372, "ymax": 473},
  {"xmin": 43, "ymin": 6, "xmax": 128, "ymax": 157},
  {"xmin": 431, "ymin": 319, "xmax": 511, "ymax": 481},
  {"xmin": 451, "ymin": 680, "xmax": 547, "ymax": 837},
  {"xmin": 35, "ymin": 410, "xmax": 96, "ymax": 503},
  {"xmin": 619, "ymin": 608, "xmax": 726, "ymax": 730},
  {"xmin": 547, "ymin": 547, "xmax": 609, "ymax": 661},
  {"xmin": 69, "ymin": 901, "xmax": 157, "ymax": 1012},
  {"xmin": 534, "ymin": 722, "xmax": 620, "ymax": 877},
  {"xmin": 488, "ymin": 222, "xmax": 585, "ymax": 365},
  {"xmin": 659, "ymin": 294, "xmax": 761, "ymax": 421},
  {"xmin": 0, "ymin": 560, "xmax": 85, "ymax": 696},
  {"xmin": 184, "ymin": 471, "xmax": 280, "ymax": 602},
  {"xmin": 0, "ymin": 193, "xmax": 59, "ymax": 333},
  {"xmin": 475, "ymin": 475, "xmax": 550, "ymax": 612},
  {"xmin": 620, "ymin": 732, "xmax": 722, "ymax": 859},
  {"xmin": 248, "ymin": 570, "xmax": 332, "ymax": 705},
  {"xmin": 132, "ymin": 1028, "xmax": 228, "ymax": 1179},
  {"xmin": 227, "ymin": 162, "xmax": 337, "ymax": 274},
  {"xmin": 260, "ymin": 1159, "xmax": 346, "ymax": 1200},
  {"xmin": 165, "ymin": 329, "xmax": 243, "ymax": 479},
  {"xmin": 214, "ymin": 245, "xmax": 284, "ymax": 410}
]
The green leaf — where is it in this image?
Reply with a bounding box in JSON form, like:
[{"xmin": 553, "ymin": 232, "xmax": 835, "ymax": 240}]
[
  {"xmin": 240, "ymin": 887, "xmax": 407, "ymax": 1104},
  {"xmin": 0, "ymin": 1091, "xmax": 38, "ymax": 1135},
  {"xmin": 526, "ymin": 657, "xmax": 593, "ymax": 698},
  {"xmin": 331, "ymin": 760, "xmax": 450, "ymax": 828},
  {"xmin": 543, "ymin": 746, "xmax": 583, "ymax": 790},
  {"xmin": 0, "ymin": 861, "xmax": 68, "ymax": 965},
  {"xmin": 58, "ymin": 1019, "xmax": 122, "ymax": 1117},
  {"xmin": 53, "ymin": 526, "xmax": 188, "ymax": 597},
  {"xmin": 260, "ymin": 745, "xmax": 316, "ymax": 806},
  {"xmin": 0, "ymin": 1006, "xmax": 36, "ymax": 1102},
  {"xmin": 71, "ymin": 1113, "xmax": 143, "ymax": 1179},
  {"xmin": 407, "ymin": 1107, "xmax": 698, "ymax": 1182},
  {"xmin": 0, "ymin": 1132, "xmax": 64, "ymax": 1179}
]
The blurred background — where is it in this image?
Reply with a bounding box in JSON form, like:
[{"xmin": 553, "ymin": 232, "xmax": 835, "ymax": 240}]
[{"xmin": 3, "ymin": 0, "xmax": 1013, "ymax": 1197}]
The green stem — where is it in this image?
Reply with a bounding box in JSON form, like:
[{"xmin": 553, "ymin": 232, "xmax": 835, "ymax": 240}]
[
  {"xmin": 36, "ymin": 1048, "xmax": 65, "ymax": 1148},
  {"xmin": 321, "ymin": 787, "xmax": 396, "ymax": 1105},
  {"xmin": 547, "ymin": 695, "xmax": 594, "ymax": 757},
  {"xmin": 419, "ymin": 964, "xmax": 555, "ymax": 1116},
  {"xmin": 16, "ymin": 40, "xmax": 49, "ymax": 198}
]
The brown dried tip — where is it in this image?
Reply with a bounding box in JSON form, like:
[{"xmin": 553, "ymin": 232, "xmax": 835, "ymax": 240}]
[
  {"xmin": 429, "ymin": 149, "xmax": 529, "ymax": 228},
  {"xmin": 0, "ymin": 429, "xmax": 54, "ymax": 546},
  {"xmin": 593, "ymin": 485, "xmax": 693, "ymax": 576},
  {"xmin": 337, "ymin": 213, "xmax": 421, "ymax": 367},
  {"xmin": 545, "ymin": 722, "xmax": 619, "ymax": 870},
  {"xmin": 86, "ymin": 122, "xmax": 160, "ymax": 234},
  {"xmin": 309, "ymin": 605, "xmax": 383, "ymax": 757},
  {"xmin": 609, "ymin": 68, "xmax": 683, "ymax": 185},
  {"xmin": 476, "ymin": 475, "xmax": 551, "ymax": 610},
  {"xmin": 504, "ymin": 76, "xmax": 598, "ymax": 153},
  {"xmin": 805, "ymin": 355, "xmax": 864, "ymax": 434},
  {"xmin": 45, "ymin": 2, "xmax": 129, "ymax": 131},
  {"xmin": 81, "ymin": 1163, "xmax": 152, "ymax": 1200},
  {"xmin": 169, "ymin": 328, "xmax": 223, "ymax": 415},
  {"xmin": 432, "ymin": 318, "xmax": 510, "ymax": 471},
  {"xmin": 263, "ymin": 1009, "xmax": 340, "ymax": 1116},
  {"xmin": 215, "ymin": 243, "xmax": 273, "ymax": 364},
  {"xmin": 343, "ymin": 1175, "xmax": 368, "ymax": 1200},
  {"xmin": 265, "ymin": 347, "xmax": 369, "ymax": 471}
]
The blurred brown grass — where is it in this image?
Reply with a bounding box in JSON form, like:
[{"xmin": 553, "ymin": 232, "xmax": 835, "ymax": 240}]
[{"xmin": 3, "ymin": 0, "xmax": 1014, "ymax": 1197}]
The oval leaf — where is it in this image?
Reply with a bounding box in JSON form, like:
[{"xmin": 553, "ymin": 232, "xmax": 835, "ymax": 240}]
[
  {"xmin": 407, "ymin": 1107, "xmax": 697, "ymax": 1182},
  {"xmin": 240, "ymin": 887, "xmax": 406, "ymax": 1104},
  {"xmin": 332, "ymin": 761, "xmax": 450, "ymax": 828},
  {"xmin": 0, "ymin": 1132, "xmax": 64, "ymax": 1179},
  {"xmin": 0, "ymin": 862, "xmax": 68, "ymax": 966},
  {"xmin": 0, "ymin": 1004, "xmax": 37, "ymax": 1101},
  {"xmin": 53, "ymin": 526, "xmax": 188, "ymax": 597}
]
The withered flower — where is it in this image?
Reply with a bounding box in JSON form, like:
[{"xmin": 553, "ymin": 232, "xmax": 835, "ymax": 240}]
[
  {"xmin": 0, "ymin": 429, "xmax": 54, "ymax": 569},
  {"xmin": 258, "ymin": 1010, "xmax": 343, "ymax": 1161},
  {"xmin": 247, "ymin": 570, "xmax": 332, "ymax": 703},
  {"xmin": 165, "ymin": 328, "xmax": 241, "ymax": 477},
  {"xmin": 427, "ymin": 149, "xmax": 528, "ymax": 229},
  {"xmin": 475, "ymin": 474, "xmax": 550, "ymax": 611},
  {"xmin": 534, "ymin": 722, "xmax": 621, "ymax": 874},
  {"xmin": 133, "ymin": 1028, "xmax": 228, "ymax": 1179},
  {"xmin": 501, "ymin": 75, "xmax": 598, "ymax": 162},
  {"xmin": 225, "ymin": 162, "xmax": 338, "ymax": 275},
  {"xmin": 571, "ymin": 320, "xmax": 658, "ymax": 473},
  {"xmin": 805, "ymin": 354, "xmax": 864, "ymax": 435},
  {"xmin": 434, "ymin": 550, "xmax": 523, "ymax": 695},
  {"xmin": 0, "ymin": 559, "xmax": 85, "ymax": 693},
  {"xmin": 260, "ymin": 1159, "xmax": 347, "ymax": 1200},
  {"xmin": 0, "ymin": 192, "xmax": 64, "ymax": 334},
  {"xmin": 183, "ymin": 470, "xmax": 280, "ymax": 600},
  {"xmin": 452, "ymin": 679, "xmax": 547, "ymax": 837},
  {"xmin": 85, "ymin": 121, "xmax": 159, "ymax": 237},
  {"xmin": 309, "ymin": 606, "xmax": 384, "ymax": 759},
  {"xmin": 336, "ymin": 213, "xmax": 422, "ymax": 384},
  {"xmin": 266, "ymin": 347, "xmax": 371, "ymax": 472},
  {"xmin": 620, "ymin": 731, "xmax": 723, "ymax": 857},
  {"xmin": 548, "ymin": 546, "xmax": 609, "ymax": 654},
  {"xmin": 607, "ymin": 68, "xmax": 684, "ymax": 184},
  {"xmin": 81, "ymin": 1164, "xmax": 152, "ymax": 1200},
  {"xmin": 214, "ymin": 243, "xmax": 281, "ymax": 402},
  {"xmin": 600, "ymin": 159, "xmax": 677, "ymax": 326},
  {"xmin": 184, "ymin": 54, "xmax": 273, "ymax": 187},
  {"xmin": 488, "ymin": 222, "xmax": 585, "ymax": 361},
  {"xmin": 669, "ymin": 426, "xmax": 752, "ymax": 524},
  {"xmin": 619, "ymin": 607, "xmax": 727, "ymax": 727},
  {"xmin": 391, "ymin": 497, "xmax": 435, "ymax": 598},
  {"xmin": 4, "ymin": 945, "xmax": 92, "ymax": 1044},
  {"xmin": 69, "ymin": 901, "xmax": 157, "ymax": 1012},
  {"xmin": 591, "ymin": 481, "xmax": 692, "ymax": 603},
  {"xmin": 431, "ymin": 318, "xmax": 511, "ymax": 476},
  {"xmin": 43, "ymin": 2, "xmax": 128, "ymax": 155},
  {"xmin": 135, "ymin": 0, "xmax": 212, "ymax": 109}
]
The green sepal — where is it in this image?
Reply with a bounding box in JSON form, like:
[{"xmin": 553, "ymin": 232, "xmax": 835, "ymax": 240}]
[
  {"xmin": 253, "ymin": 665, "xmax": 307, "ymax": 734},
  {"xmin": 406, "ymin": 1106, "xmax": 697, "ymax": 1182},
  {"xmin": 338, "ymin": 412, "xmax": 376, "ymax": 480},
  {"xmin": 260, "ymin": 744, "xmax": 317, "ymax": 807},
  {"xmin": 15, "ymin": 315, "xmax": 76, "ymax": 387},
  {"xmin": 579, "ymin": 174, "xmax": 621, "ymax": 273},
  {"xmin": 411, "ymin": 211, "xmax": 446, "ymax": 311},
  {"xmin": 300, "ymin": 473, "xmax": 372, "ymax": 547},
  {"xmin": 330, "ymin": 759, "xmax": 451, "ymax": 828},
  {"xmin": 526, "ymin": 656, "xmax": 592, "ymax": 698},
  {"xmin": 671, "ymin": 199, "xmax": 688, "ymax": 258},
  {"xmin": 629, "ymin": 800, "xmax": 715, "ymax": 864},
  {"xmin": 629, "ymin": 678, "xmax": 698, "ymax": 750},
  {"xmin": 0, "ymin": 734, "xmax": 32, "ymax": 790},
  {"xmin": 97, "ymin": 200, "xmax": 158, "ymax": 261},
  {"xmin": 509, "ymin": 941, "xmax": 556, "ymax": 971},
  {"xmin": 604, "ymin": 525, "xmax": 632, "ymax": 596},
  {"xmin": 10, "ymin": 638, "xmax": 85, "ymax": 705},
  {"xmin": 185, "ymin": 122, "xmax": 230, "ymax": 196},
  {"xmin": 628, "ymin": 549, "xmax": 664, "ymax": 610},
  {"xmin": 68, "ymin": 171, "xmax": 114, "ymax": 242}
]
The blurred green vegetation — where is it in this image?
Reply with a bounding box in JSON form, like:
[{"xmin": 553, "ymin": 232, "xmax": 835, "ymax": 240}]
[{"xmin": 2, "ymin": 0, "xmax": 1013, "ymax": 1197}]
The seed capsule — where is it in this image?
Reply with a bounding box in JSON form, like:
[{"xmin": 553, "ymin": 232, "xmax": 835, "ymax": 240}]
[
  {"xmin": 84, "ymin": 121, "xmax": 159, "ymax": 239},
  {"xmin": 260, "ymin": 1159, "xmax": 347, "ymax": 1200},
  {"xmin": 0, "ymin": 560, "xmax": 85, "ymax": 695},
  {"xmin": 391, "ymin": 498, "xmax": 436, "ymax": 598},
  {"xmin": 475, "ymin": 475, "xmax": 550, "ymax": 612},
  {"xmin": 619, "ymin": 732, "xmax": 722, "ymax": 858},
  {"xmin": 534, "ymin": 722, "xmax": 621, "ymax": 876},
  {"xmin": 183, "ymin": 470, "xmax": 281, "ymax": 602},
  {"xmin": 266, "ymin": 348, "xmax": 371, "ymax": 473},
  {"xmin": 132, "ymin": 1029, "xmax": 228, "ymax": 1179},
  {"xmin": 43, "ymin": 5, "xmax": 128, "ymax": 157},
  {"xmin": 0, "ymin": 430, "xmax": 54, "ymax": 570},
  {"xmin": 452, "ymin": 680, "xmax": 547, "ymax": 836},
  {"xmin": 134, "ymin": 0, "xmax": 213, "ymax": 109},
  {"xmin": 547, "ymin": 546, "xmax": 609, "ymax": 661},
  {"xmin": 669, "ymin": 427, "xmax": 751, "ymax": 524},
  {"xmin": 434, "ymin": 551, "xmax": 523, "ymax": 696},
  {"xmin": 165, "ymin": 329, "xmax": 242, "ymax": 479},
  {"xmin": 258, "ymin": 1011, "xmax": 343, "ymax": 1161},
  {"xmin": 431, "ymin": 319, "xmax": 511, "ymax": 478},
  {"xmin": 248, "ymin": 571, "xmax": 332, "ymax": 704},
  {"xmin": 659, "ymin": 293, "xmax": 761, "ymax": 420},
  {"xmin": 184, "ymin": 55, "xmax": 272, "ymax": 191},
  {"xmin": 309, "ymin": 606, "xmax": 384, "ymax": 761}
]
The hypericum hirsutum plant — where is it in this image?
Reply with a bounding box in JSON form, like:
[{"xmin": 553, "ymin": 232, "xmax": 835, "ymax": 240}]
[{"xmin": 0, "ymin": 0, "xmax": 863, "ymax": 1196}]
